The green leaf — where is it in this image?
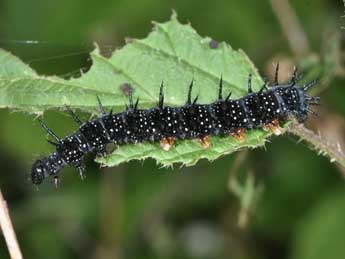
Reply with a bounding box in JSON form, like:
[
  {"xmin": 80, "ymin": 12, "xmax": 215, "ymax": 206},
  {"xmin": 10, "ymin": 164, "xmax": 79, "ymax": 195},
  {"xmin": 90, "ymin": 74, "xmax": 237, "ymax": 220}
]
[{"xmin": 0, "ymin": 13, "xmax": 276, "ymax": 167}]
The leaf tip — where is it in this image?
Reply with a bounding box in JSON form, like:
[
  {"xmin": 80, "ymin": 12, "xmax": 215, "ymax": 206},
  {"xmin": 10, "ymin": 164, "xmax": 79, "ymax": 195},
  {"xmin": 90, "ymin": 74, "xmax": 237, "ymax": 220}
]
[
  {"xmin": 125, "ymin": 37, "xmax": 134, "ymax": 44},
  {"xmin": 170, "ymin": 9, "xmax": 178, "ymax": 20},
  {"xmin": 90, "ymin": 42, "xmax": 102, "ymax": 57}
]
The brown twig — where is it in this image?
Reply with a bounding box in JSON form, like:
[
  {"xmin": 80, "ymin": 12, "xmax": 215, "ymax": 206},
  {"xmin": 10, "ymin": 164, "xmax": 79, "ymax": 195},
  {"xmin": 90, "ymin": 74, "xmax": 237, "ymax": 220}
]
[
  {"xmin": 0, "ymin": 189, "xmax": 23, "ymax": 259},
  {"xmin": 270, "ymin": 0, "xmax": 310, "ymax": 57},
  {"xmin": 288, "ymin": 123, "xmax": 345, "ymax": 172}
]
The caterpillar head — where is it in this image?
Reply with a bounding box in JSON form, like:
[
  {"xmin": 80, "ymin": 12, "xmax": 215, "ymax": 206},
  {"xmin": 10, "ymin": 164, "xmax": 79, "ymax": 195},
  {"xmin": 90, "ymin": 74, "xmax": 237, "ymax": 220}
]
[
  {"xmin": 296, "ymin": 79, "xmax": 320, "ymax": 122},
  {"xmin": 281, "ymin": 79, "xmax": 319, "ymax": 123}
]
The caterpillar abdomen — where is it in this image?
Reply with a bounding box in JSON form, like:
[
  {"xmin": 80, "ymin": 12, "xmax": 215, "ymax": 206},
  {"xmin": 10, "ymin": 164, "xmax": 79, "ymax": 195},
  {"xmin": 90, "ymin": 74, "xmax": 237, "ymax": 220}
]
[{"xmin": 31, "ymin": 66, "xmax": 319, "ymax": 186}]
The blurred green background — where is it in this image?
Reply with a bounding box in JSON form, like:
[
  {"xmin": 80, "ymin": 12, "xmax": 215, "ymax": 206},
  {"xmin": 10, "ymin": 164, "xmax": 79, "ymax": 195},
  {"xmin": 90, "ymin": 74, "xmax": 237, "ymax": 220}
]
[{"xmin": 0, "ymin": 0, "xmax": 345, "ymax": 258}]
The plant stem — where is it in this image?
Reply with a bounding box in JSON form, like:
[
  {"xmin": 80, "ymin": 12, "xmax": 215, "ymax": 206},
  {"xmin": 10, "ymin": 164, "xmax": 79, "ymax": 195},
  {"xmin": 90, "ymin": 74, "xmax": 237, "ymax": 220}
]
[
  {"xmin": 0, "ymin": 189, "xmax": 23, "ymax": 259},
  {"xmin": 270, "ymin": 0, "xmax": 310, "ymax": 57},
  {"xmin": 288, "ymin": 123, "xmax": 345, "ymax": 171}
]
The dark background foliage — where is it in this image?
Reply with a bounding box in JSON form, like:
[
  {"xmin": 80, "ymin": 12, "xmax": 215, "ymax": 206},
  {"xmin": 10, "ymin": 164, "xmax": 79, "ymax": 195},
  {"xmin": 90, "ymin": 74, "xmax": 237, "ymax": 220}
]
[{"xmin": 0, "ymin": 0, "xmax": 344, "ymax": 258}]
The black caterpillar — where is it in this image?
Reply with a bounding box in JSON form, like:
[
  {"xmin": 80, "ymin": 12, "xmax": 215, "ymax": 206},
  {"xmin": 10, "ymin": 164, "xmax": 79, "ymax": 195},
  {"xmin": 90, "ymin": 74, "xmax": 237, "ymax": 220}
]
[{"xmin": 31, "ymin": 65, "xmax": 320, "ymax": 186}]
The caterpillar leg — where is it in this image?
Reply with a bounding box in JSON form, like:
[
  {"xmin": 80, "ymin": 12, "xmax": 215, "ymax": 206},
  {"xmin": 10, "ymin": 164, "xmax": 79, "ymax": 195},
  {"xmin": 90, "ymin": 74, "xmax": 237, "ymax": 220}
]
[
  {"xmin": 53, "ymin": 176, "xmax": 60, "ymax": 188},
  {"xmin": 230, "ymin": 128, "xmax": 245, "ymax": 142},
  {"xmin": 198, "ymin": 135, "xmax": 211, "ymax": 149},
  {"xmin": 160, "ymin": 136, "xmax": 175, "ymax": 151},
  {"xmin": 77, "ymin": 166, "xmax": 86, "ymax": 180},
  {"xmin": 95, "ymin": 145, "xmax": 108, "ymax": 157},
  {"xmin": 263, "ymin": 119, "xmax": 282, "ymax": 135}
]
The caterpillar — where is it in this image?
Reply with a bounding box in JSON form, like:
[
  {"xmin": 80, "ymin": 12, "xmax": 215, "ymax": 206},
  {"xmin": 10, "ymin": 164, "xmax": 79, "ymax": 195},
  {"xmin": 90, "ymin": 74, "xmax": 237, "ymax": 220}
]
[{"xmin": 31, "ymin": 65, "xmax": 320, "ymax": 186}]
